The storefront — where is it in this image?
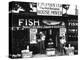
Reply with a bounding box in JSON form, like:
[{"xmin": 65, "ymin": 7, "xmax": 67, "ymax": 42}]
[{"xmin": 9, "ymin": 1, "xmax": 78, "ymax": 58}]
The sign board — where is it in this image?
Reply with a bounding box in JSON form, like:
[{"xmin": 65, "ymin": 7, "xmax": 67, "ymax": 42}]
[
  {"xmin": 37, "ymin": 3, "xmax": 62, "ymax": 16},
  {"xmin": 60, "ymin": 28, "xmax": 66, "ymax": 36},
  {"xmin": 30, "ymin": 29, "xmax": 37, "ymax": 44}
]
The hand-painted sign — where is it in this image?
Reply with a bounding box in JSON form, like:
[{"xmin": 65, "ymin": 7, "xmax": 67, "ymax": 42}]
[{"xmin": 37, "ymin": 3, "xmax": 62, "ymax": 16}]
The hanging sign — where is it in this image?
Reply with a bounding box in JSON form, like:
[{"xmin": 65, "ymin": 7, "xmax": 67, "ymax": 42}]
[{"xmin": 37, "ymin": 3, "xmax": 62, "ymax": 16}]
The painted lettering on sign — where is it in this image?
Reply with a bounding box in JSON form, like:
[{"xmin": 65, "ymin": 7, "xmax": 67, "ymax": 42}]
[
  {"xmin": 19, "ymin": 19, "xmax": 40, "ymax": 26},
  {"xmin": 37, "ymin": 3, "xmax": 62, "ymax": 16}
]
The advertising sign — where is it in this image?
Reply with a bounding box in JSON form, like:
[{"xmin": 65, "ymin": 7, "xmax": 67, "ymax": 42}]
[{"xmin": 37, "ymin": 3, "xmax": 62, "ymax": 16}]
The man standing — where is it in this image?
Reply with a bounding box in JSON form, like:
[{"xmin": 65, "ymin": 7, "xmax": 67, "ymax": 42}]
[
  {"xmin": 60, "ymin": 36, "xmax": 66, "ymax": 55},
  {"xmin": 39, "ymin": 32, "xmax": 46, "ymax": 54}
]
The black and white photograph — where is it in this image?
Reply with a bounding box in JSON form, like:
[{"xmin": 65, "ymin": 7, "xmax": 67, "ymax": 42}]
[
  {"xmin": 9, "ymin": 1, "xmax": 78, "ymax": 59},
  {"xmin": 0, "ymin": 0, "xmax": 79, "ymax": 60}
]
